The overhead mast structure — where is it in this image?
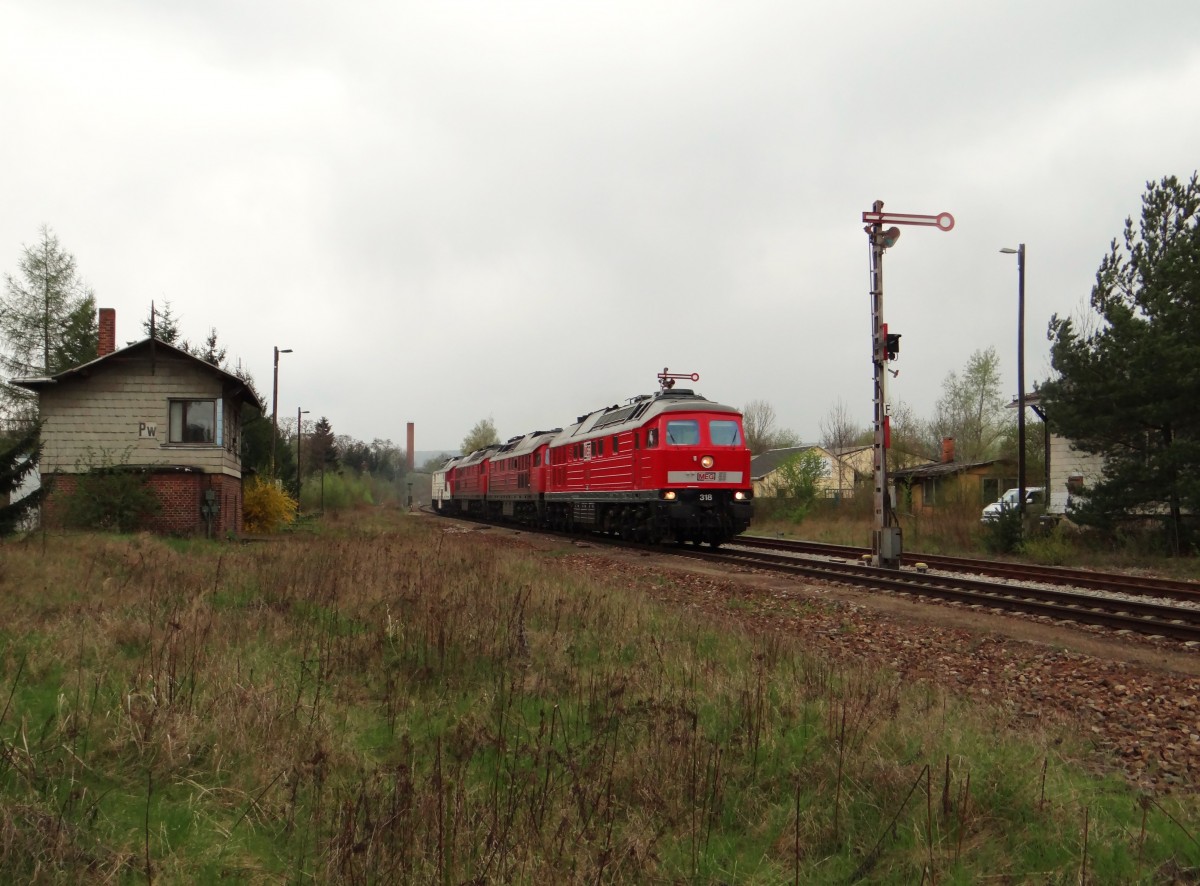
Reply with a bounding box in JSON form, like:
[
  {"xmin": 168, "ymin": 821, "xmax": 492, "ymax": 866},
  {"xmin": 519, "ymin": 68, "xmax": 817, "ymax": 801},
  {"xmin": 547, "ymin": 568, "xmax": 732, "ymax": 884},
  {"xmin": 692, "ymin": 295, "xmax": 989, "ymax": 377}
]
[{"xmin": 862, "ymin": 201, "xmax": 954, "ymax": 568}]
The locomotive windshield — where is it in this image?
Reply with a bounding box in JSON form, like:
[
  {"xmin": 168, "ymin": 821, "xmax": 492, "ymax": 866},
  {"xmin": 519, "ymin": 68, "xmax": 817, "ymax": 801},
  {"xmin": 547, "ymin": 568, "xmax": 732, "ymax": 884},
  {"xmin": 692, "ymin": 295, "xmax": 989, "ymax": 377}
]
[
  {"xmin": 709, "ymin": 420, "xmax": 742, "ymax": 446},
  {"xmin": 665, "ymin": 420, "xmax": 700, "ymax": 445}
]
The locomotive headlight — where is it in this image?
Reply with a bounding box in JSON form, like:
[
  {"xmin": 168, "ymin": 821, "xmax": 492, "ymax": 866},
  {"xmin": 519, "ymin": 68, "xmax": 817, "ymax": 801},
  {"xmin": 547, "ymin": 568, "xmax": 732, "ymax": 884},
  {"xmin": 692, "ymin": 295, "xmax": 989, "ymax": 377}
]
[
  {"xmin": 734, "ymin": 491, "xmax": 746, "ymax": 501},
  {"xmin": 662, "ymin": 491, "xmax": 677, "ymax": 501},
  {"xmin": 700, "ymin": 455, "xmax": 714, "ymax": 469}
]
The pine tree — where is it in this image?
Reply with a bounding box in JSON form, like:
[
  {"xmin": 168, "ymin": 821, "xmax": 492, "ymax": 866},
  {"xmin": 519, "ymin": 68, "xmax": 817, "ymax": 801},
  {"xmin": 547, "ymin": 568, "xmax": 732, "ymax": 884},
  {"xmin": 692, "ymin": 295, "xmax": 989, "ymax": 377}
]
[
  {"xmin": 307, "ymin": 416, "xmax": 339, "ymax": 473},
  {"xmin": 192, "ymin": 328, "xmax": 227, "ymax": 367},
  {"xmin": 0, "ymin": 421, "xmax": 42, "ymax": 534},
  {"xmin": 1, "ymin": 227, "xmax": 98, "ymax": 418},
  {"xmin": 143, "ymin": 301, "xmax": 183, "ymax": 346},
  {"xmin": 1040, "ymin": 173, "xmax": 1200, "ymax": 551}
]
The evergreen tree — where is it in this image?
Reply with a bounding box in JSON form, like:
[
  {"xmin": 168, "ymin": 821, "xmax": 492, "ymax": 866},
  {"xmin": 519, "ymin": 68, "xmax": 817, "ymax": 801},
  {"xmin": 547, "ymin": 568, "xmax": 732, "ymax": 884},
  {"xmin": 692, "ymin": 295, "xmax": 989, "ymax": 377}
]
[
  {"xmin": 191, "ymin": 327, "xmax": 227, "ymax": 367},
  {"xmin": 1040, "ymin": 173, "xmax": 1200, "ymax": 551},
  {"xmin": 142, "ymin": 300, "xmax": 183, "ymax": 346},
  {"xmin": 307, "ymin": 416, "xmax": 339, "ymax": 473},
  {"xmin": 1, "ymin": 226, "xmax": 98, "ymax": 417},
  {"xmin": 0, "ymin": 421, "xmax": 42, "ymax": 534}
]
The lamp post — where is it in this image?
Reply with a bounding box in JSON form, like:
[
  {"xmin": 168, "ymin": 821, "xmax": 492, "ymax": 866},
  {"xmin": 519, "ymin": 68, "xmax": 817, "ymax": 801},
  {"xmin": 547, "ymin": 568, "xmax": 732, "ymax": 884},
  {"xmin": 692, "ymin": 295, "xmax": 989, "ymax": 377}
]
[
  {"xmin": 297, "ymin": 408, "xmax": 310, "ymax": 510},
  {"xmin": 270, "ymin": 346, "xmax": 293, "ymax": 477},
  {"xmin": 1000, "ymin": 244, "xmax": 1026, "ymax": 519}
]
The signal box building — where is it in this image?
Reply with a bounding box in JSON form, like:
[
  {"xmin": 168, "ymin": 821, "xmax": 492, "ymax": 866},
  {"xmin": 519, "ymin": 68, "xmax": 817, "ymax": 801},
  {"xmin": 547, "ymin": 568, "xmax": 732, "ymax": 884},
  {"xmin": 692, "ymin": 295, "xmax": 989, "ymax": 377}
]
[{"xmin": 11, "ymin": 308, "xmax": 262, "ymax": 536}]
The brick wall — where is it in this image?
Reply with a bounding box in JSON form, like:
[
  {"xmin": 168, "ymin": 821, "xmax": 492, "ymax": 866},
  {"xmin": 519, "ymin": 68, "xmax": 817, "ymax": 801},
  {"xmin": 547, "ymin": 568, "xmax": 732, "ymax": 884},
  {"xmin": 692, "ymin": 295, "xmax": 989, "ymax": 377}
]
[{"xmin": 41, "ymin": 470, "xmax": 245, "ymax": 537}]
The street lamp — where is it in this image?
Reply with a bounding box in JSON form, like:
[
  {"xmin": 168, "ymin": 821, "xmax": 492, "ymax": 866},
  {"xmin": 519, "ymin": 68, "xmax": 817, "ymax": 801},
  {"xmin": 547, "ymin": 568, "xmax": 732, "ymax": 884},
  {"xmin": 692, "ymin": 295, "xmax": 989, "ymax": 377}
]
[
  {"xmin": 270, "ymin": 346, "xmax": 293, "ymax": 477},
  {"xmin": 1000, "ymin": 244, "xmax": 1026, "ymax": 520},
  {"xmin": 297, "ymin": 408, "xmax": 310, "ymax": 510}
]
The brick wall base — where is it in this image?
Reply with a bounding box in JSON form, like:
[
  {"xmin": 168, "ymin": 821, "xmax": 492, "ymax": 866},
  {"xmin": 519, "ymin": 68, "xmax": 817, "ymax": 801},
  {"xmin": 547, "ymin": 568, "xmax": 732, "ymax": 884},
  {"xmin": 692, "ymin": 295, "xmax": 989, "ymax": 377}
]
[{"xmin": 42, "ymin": 471, "xmax": 245, "ymax": 537}]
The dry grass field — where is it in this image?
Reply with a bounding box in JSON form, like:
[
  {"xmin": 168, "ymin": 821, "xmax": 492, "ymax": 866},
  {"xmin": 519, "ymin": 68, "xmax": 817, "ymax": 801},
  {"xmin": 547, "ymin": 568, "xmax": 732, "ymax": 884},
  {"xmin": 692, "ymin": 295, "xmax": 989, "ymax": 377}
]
[{"xmin": 1, "ymin": 509, "xmax": 1197, "ymax": 883}]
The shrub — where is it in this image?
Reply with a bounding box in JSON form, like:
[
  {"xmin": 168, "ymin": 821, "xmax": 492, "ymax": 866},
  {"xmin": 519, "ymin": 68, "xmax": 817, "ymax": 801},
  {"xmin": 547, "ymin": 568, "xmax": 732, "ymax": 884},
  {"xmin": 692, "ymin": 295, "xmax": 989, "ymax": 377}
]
[
  {"xmin": 243, "ymin": 476, "xmax": 298, "ymax": 533},
  {"xmin": 980, "ymin": 506, "xmax": 1023, "ymax": 555},
  {"xmin": 300, "ymin": 470, "xmax": 376, "ymax": 511},
  {"xmin": 62, "ymin": 448, "xmax": 160, "ymax": 533},
  {"xmin": 1021, "ymin": 525, "xmax": 1076, "ymax": 565}
]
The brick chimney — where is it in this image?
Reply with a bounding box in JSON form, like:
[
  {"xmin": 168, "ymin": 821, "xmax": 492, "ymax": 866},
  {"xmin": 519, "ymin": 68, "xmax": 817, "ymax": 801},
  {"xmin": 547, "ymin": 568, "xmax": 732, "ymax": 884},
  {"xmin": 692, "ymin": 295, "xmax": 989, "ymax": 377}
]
[
  {"xmin": 406, "ymin": 422, "xmax": 415, "ymax": 471},
  {"xmin": 941, "ymin": 437, "xmax": 955, "ymax": 464},
  {"xmin": 98, "ymin": 308, "xmax": 116, "ymax": 357}
]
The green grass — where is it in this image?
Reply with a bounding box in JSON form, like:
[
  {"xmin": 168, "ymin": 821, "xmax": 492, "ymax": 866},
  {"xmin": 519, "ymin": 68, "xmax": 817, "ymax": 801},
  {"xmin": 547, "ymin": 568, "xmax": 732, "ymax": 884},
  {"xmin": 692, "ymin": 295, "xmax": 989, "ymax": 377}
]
[{"xmin": 0, "ymin": 513, "xmax": 1197, "ymax": 881}]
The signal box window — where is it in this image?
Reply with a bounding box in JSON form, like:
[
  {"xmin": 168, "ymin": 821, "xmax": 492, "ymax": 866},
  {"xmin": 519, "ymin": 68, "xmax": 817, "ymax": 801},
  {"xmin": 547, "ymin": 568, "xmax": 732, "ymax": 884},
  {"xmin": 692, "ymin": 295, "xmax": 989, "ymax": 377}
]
[
  {"xmin": 169, "ymin": 400, "xmax": 216, "ymax": 444},
  {"xmin": 710, "ymin": 420, "xmax": 742, "ymax": 446},
  {"xmin": 665, "ymin": 420, "xmax": 700, "ymax": 446}
]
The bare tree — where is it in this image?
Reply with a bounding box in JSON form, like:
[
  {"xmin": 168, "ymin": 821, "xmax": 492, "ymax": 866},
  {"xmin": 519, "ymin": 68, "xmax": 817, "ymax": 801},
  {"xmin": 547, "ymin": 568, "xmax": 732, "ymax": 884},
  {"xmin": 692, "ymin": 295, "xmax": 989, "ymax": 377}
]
[
  {"xmin": 819, "ymin": 398, "xmax": 865, "ymax": 452},
  {"xmin": 888, "ymin": 400, "xmax": 930, "ymax": 468},
  {"xmin": 818, "ymin": 398, "xmax": 867, "ymax": 494},
  {"xmin": 741, "ymin": 400, "xmax": 800, "ymax": 455}
]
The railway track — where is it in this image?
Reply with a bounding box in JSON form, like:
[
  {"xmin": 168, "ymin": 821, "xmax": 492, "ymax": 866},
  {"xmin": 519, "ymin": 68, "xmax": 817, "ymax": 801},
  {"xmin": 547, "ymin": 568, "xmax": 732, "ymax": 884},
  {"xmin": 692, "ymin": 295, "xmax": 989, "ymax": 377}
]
[
  {"xmin": 733, "ymin": 536, "xmax": 1200, "ymax": 603},
  {"xmin": 430, "ymin": 512, "xmax": 1200, "ymax": 644},
  {"xmin": 680, "ymin": 541, "xmax": 1200, "ymax": 644}
]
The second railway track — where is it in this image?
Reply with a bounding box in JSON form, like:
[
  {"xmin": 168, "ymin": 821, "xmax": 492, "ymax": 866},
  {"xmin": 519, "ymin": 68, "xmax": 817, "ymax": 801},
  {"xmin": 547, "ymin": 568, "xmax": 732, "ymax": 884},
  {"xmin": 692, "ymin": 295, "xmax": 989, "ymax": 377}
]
[{"xmin": 436, "ymin": 513, "xmax": 1200, "ymax": 645}]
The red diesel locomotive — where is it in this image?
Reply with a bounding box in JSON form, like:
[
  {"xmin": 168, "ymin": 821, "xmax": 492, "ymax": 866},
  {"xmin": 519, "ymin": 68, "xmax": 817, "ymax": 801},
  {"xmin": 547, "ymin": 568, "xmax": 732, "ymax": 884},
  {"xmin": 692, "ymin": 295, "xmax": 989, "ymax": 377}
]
[{"xmin": 432, "ymin": 371, "xmax": 754, "ymax": 545}]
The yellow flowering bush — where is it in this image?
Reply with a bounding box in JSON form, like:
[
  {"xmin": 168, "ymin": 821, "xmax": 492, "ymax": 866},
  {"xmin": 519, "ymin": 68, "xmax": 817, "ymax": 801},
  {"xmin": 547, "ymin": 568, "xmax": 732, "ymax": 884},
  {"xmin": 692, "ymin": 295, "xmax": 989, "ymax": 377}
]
[{"xmin": 243, "ymin": 476, "xmax": 298, "ymax": 534}]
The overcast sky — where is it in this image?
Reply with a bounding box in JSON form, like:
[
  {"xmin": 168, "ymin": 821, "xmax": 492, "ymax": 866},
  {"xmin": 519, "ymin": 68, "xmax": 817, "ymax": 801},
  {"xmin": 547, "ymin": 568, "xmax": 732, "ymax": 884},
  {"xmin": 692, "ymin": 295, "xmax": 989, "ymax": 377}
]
[{"xmin": 3, "ymin": 1, "xmax": 1198, "ymax": 453}]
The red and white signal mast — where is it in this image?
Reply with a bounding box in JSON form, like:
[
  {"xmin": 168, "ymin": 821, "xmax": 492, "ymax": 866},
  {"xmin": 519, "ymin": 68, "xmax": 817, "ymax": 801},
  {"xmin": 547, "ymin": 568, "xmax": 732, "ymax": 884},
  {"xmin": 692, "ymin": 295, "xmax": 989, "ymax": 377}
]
[{"xmin": 861, "ymin": 201, "xmax": 954, "ymax": 568}]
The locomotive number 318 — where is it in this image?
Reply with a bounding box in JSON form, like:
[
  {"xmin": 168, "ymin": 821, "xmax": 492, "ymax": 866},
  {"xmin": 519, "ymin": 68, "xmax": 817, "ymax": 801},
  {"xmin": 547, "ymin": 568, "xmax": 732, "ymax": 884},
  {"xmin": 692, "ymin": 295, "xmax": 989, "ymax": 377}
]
[{"xmin": 699, "ymin": 493, "xmax": 713, "ymax": 502}]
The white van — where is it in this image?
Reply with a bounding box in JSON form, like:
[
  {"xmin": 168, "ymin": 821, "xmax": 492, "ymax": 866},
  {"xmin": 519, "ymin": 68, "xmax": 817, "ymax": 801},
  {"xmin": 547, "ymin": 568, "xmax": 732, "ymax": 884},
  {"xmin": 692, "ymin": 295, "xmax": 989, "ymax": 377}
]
[{"xmin": 981, "ymin": 487, "xmax": 1044, "ymax": 523}]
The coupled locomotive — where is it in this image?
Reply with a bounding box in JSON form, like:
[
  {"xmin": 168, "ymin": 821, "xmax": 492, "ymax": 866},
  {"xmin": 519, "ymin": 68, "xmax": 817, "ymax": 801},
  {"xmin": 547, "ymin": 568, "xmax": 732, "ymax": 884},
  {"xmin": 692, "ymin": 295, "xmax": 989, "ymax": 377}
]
[{"xmin": 432, "ymin": 371, "xmax": 754, "ymax": 545}]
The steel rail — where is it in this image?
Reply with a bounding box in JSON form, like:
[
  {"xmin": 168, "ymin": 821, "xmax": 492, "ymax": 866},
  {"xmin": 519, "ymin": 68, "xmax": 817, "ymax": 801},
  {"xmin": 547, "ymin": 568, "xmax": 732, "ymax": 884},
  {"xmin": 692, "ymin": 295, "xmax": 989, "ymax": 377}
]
[
  {"xmin": 735, "ymin": 536, "xmax": 1200, "ymax": 602},
  {"xmin": 668, "ymin": 545, "xmax": 1200, "ymax": 643},
  {"xmin": 425, "ymin": 513, "xmax": 1200, "ymax": 642}
]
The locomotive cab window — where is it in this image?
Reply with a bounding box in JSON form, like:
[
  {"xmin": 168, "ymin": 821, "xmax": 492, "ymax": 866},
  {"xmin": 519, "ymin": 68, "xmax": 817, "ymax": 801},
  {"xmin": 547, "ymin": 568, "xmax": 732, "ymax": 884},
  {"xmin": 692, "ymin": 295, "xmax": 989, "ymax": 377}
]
[
  {"xmin": 710, "ymin": 420, "xmax": 743, "ymax": 446},
  {"xmin": 665, "ymin": 420, "xmax": 700, "ymax": 446},
  {"xmin": 646, "ymin": 428, "xmax": 658, "ymax": 448}
]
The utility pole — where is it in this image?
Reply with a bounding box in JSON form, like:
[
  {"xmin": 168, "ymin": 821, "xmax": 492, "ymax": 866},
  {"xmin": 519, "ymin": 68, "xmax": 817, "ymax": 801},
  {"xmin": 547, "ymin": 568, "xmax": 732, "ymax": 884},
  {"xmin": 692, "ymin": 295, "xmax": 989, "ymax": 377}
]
[
  {"xmin": 1001, "ymin": 244, "xmax": 1027, "ymax": 519},
  {"xmin": 862, "ymin": 202, "xmax": 955, "ymax": 568},
  {"xmin": 270, "ymin": 345, "xmax": 292, "ymax": 477}
]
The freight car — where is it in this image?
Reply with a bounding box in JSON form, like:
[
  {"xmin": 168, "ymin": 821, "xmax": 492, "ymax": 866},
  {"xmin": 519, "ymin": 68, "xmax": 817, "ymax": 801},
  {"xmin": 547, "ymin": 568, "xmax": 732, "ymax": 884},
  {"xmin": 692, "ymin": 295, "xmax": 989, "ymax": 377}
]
[{"xmin": 433, "ymin": 371, "xmax": 754, "ymax": 545}]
